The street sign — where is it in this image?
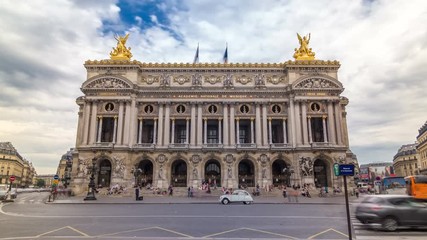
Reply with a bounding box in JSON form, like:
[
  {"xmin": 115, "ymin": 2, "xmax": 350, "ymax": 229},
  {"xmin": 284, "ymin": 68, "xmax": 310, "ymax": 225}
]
[
  {"xmin": 53, "ymin": 179, "xmax": 59, "ymax": 184},
  {"xmin": 9, "ymin": 175, "xmax": 16, "ymax": 182},
  {"xmin": 338, "ymin": 164, "xmax": 355, "ymax": 176},
  {"xmin": 54, "ymin": 175, "xmax": 59, "ymax": 180},
  {"xmin": 333, "ymin": 163, "xmax": 340, "ymax": 176}
]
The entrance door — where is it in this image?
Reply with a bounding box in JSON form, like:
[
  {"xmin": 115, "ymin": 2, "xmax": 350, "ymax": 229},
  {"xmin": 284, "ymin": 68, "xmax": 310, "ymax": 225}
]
[
  {"xmin": 138, "ymin": 160, "xmax": 153, "ymax": 187},
  {"xmin": 314, "ymin": 159, "xmax": 328, "ymax": 189},
  {"xmin": 272, "ymin": 160, "xmax": 288, "ymax": 187},
  {"xmin": 98, "ymin": 159, "xmax": 111, "ymax": 187},
  {"xmin": 171, "ymin": 160, "xmax": 187, "ymax": 187},
  {"xmin": 238, "ymin": 160, "xmax": 255, "ymax": 187},
  {"xmin": 205, "ymin": 160, "xmax": 221, "ymax": 187}
]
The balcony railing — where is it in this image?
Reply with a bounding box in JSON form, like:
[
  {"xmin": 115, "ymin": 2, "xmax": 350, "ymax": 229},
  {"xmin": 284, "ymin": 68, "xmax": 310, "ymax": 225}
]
[
  {"xmin": 310, "ymin": 142, "xmax": 332, "ymax": 148},
  {"xmin": 237, "ymin": 143, "xmax": 257, "ymax": 148},
  {"xmin": 203, "ymin": 143, "xmax": 224, "ymax": 149},
  {"xmin": 134, "ymin": 143, "xmax": 155, "ymax": 149},
  {"xmin": 270, "ymin": 143, "xmax": 291, "ymax": 149},
  {"xmin": 169, "ymin": 143, "xmax": 189, "ymax": 149},
  {"xmin": 94, "ymin": 142, "xmax": 115, "ymax": 148}
]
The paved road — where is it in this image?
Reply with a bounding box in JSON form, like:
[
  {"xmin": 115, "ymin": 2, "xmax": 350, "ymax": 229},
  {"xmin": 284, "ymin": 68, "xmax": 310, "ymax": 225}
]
[{"xmin": 1, "ymin": 192, "xmax": 426, "ymax": 239}]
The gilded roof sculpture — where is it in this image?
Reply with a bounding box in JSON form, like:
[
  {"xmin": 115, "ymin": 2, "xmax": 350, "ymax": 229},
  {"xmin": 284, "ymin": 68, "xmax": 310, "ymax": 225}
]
[
  {"xmin": 110, "ymin": 33, "xmax": 133, "ymax": 60},
  {"xmin": 293, "ymin": 33, "xmax": 316, "ymax": 60}
]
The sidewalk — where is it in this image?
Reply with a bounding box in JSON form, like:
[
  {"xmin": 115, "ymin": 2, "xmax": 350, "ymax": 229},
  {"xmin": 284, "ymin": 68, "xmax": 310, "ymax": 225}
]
[{"xmin": 49, "ymin": 194, "xmax": 357, "ymax": 205}]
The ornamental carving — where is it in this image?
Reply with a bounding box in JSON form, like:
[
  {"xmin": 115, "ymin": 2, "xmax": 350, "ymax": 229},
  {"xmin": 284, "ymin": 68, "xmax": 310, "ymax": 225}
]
[
  {"xmin": 77, "ymin": 158, "xmax": 90, "ymax": 177},
  {"xmin": 174, "ymin": 75, "xmax": 190, "ymax": 85},
  {"xmin": 225, "ymin": 154, "xmax": 235, "ymax": 164},
  {"xmin": 156, "ymin": 154, "xmax": 168, "ymax": 164},
  {"xmin": 267, "ymin": 75, "xmax": 285, "ymax": 85},
  {"xmin": 223, "ymin": 74, "xmax": 234, "ymax": 88},
  {"xmin": 191, "ymin": 154, "xmax": 201, "ymax": 165},
  {"xmin": 254, "ymin": 74, "xmax": 266, "ymax": 86},
  {"xmin": 295, "ymin": 78, "xmax": 339, "ymax": 89},
  {"xmin": 236, "ymin": 75, "xmax": 252, "ymax": 85},
  {"xmin": 192, "ymin": 74, "xmax": 203, "ymax": 86},
  {"xmin": 160, "ymin": 74, "xmax": 171, "ymax": 87},
  {"xmin": 258, "ymin": 154, "xmax": 269, "ymax": 167},
  {"xmin": 205, "ymin": 75, "xmax": 221, "ymax": 84},
  {"xmin": 86, "ymin": 78, "xmax": 131, "ymax": 89},
  {"xmin": 141, "ymin": 75, "xmax": 159, "ymax": 85}
]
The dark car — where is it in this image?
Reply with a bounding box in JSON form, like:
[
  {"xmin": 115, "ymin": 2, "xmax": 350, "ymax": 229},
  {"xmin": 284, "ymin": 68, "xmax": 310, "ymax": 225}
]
[{"xmin": 355, "ymin": 195, "xmax": 427, "ymax": 231}]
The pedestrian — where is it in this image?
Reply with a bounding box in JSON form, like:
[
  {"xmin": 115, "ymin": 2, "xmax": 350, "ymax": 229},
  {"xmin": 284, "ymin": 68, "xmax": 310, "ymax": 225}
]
[
  {"xmin": 187, "ymin": 187, "xmax": 191, "ymax": 197},
  {"xmin": 135, "ymin": 186, "xmax": 140, "ymax": 201},
  {"xmin": 355, "ymin": 188, "xmax": 359, "ymax": 198},
  {"xmin": 190, "ymin": 186, "xmax": 194, "ymax": 197},
  {"xmin": 282, "ymin": 186, "xmax": 287, "ymax": 200}
]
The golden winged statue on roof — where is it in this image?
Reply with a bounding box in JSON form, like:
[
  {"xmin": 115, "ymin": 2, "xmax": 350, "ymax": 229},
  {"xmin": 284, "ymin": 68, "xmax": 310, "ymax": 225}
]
[
  {"xmin": 110, "ymin": 33, "xmax": 133, "ymax": 60},
  {"xmin": 293, "ymin": 33, "xmax": 315, "ymax": 60}
]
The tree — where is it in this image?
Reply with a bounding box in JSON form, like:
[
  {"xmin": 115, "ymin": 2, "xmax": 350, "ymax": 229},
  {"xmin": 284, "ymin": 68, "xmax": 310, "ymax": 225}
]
[{"xmin": 36, "ymin": 179, "xmax": 46, "ymax": 188}]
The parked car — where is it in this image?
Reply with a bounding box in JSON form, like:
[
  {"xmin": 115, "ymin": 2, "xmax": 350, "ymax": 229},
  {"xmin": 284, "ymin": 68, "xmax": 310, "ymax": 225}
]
[
  {"xmin": 219, "ymin": 190, "xmax": 254, "ymax": 205},
  {"xmin": 355, "ymin": 195, "xmax": 427, "ymax": 231}
]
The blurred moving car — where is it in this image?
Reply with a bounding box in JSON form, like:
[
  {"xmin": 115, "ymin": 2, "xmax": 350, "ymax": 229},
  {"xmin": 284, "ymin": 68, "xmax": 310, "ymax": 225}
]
[
  {"xmin": 0, "ymin": 184, "xmax": 17, "ymax": 200},
  {"xmin": 355, "ymin": 195, "xmax": 427, "ymax": 231},
  {"xmin": 219, "ymin": 190, "xmax": 253, "ymax": 205}
]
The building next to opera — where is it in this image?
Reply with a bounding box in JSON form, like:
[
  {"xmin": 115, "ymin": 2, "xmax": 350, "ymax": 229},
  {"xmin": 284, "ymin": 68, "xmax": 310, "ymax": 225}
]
[{"xmin": 70, "ymin": 33, "xmax": 357, "ymax": 195}]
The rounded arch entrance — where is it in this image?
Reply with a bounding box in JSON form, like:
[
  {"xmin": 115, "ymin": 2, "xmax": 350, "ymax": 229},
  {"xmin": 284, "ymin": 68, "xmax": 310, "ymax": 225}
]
[
  {"xmin": 98, "ymin": 159, "xmax": 112, "ymax": 187},
  {"xmin": 272, "ymin": 159, "xmax": 289, "ymax": 187},
  {"xmin": 137, "ymin": 160, "xmax": 153, "ymax": 187},
  {"xmin": 313, "ymin": 159, "xmax": 329, "ymax": 189},
  {"xmin": 205, "ymin": 159, "xmax": 221, "ymax": 187},
  {"xmin": 238, "ymin": 159, "xmax": 255, "ymax": 187},
  {"xmin": 171, "ymin": 160, "xmax": 187, "ymax": 187}
]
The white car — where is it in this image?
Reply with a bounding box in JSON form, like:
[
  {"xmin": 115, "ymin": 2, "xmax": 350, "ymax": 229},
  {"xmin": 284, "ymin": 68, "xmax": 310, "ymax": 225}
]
[{"xmin": 219, "ymin": 190, "xmax": 254, "ymax": 205}]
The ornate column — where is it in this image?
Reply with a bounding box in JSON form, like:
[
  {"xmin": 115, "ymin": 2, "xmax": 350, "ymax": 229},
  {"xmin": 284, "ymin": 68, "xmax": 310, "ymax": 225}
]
[
  {"xmin": 197, "ymin": 104, "xmax": 203, "ymax": 146},
  {"xmin": 229, "ymin": 104, "xmax": 235, "ymax": 146},
  {"xmin": 262, "ymin": 104, "xmax": 268, "ymax": 146},
  {"xmin": 153, "ymin": 118, "xmax": 158, "ymax": 144},
  {"xmin": 250, "ymin": 117, "xmax": 255, "ymax": 144},
  {"xmin": 223, "ymin": 104, "xmax": 229, "ymax": 146},
  {"xmin": 268, "ymin": 117, "xmax": 272, "ymax": 144},
  {"xmin": 236, "ymin": 117, "xmax": 240, "ymax": 144},
  {"xmin": 308, "ymin": 116, "xmax": 313, "ymax": 143},
  {"xmin": 96, "ymin": 116, "xmax": 103, "ymax": 143},
  {"xmin": 89, "ymin": 101, "xmax": 98, "ymax": 144},
  {"xmin": 82, "ymin": 102, "xmax": 91, "ymax": 145},
  {"xmin": 294, "ymin": 101, "xmax": 302, "ymax": 145},
  {"xmin": 137, "ymin": 118, "xmax": 142, "ymax": 144},
  {"xmin": 203, "ymin": 118, "xmax": 207, "ymax": 144},
  {"xmin": 322, "ymin": 116, "xmax": 328, "ymax": 143},
  {"xmin": 170, "ymin": 118, "xmax": 175, "ymax": 144},
  {"xmin": 255, "ymin": 104, "xmax": 262, "ymax": 146},
  {"xmin": 164, "ymin": 103, "xmax": 171, "ymax": 146},
  {"xmin": 190, "ymin": 103, "xmax": 196, "ymax": 146},
  {"xmin": 129, "ymin": 98, "xmax": 137, "ymax": 145},
  {"xmin": 117, "ymin": 101, "xmax": 124, "ymax": 145},
  {"xmin": 157, "ymin": 104, "xmax": 164, "ymax": 146},
  {"xmin": 113, "ymin": 116, "xmax": 118, "ymax": 144},
  {"xmin": 185, "ymin": 117, "xmax": 190, "ymax": 144},
  {"xmin": 301, "ymin": 102, "xmax": 308, "ymax": 145},
  {"xmin": 123, "ymin": 101, "xmax": 131, "ymax": 145},
  {"xmin": 327, "ymin": 101, "xmax": 336, "ymax": 144},
  {"xmin": 288, "ymin": 96, "xmax": 296, "ymax": 147},
  {"xmin": 218, "ymin": 118, "xmax": 222, "ymax": 144},
  {"xmin": 282, "ymin": 117, "xmax": 288, "ymax": 144},
  {"xmin": 334, "ymin": 102, "xmax": 343, "ymax": 145}
]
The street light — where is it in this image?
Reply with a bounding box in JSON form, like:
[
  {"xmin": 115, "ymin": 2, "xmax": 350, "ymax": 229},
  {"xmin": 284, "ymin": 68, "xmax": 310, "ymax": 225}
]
[{"xmin": 84, "ymin": 157, "xmax": 97, "ymax": 201}]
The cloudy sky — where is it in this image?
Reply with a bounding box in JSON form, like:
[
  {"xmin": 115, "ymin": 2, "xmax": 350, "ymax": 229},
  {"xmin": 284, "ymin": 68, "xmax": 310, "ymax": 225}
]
[{"xmin": 0, "ymin": 0, "xmax": 426, "ymax": 174}]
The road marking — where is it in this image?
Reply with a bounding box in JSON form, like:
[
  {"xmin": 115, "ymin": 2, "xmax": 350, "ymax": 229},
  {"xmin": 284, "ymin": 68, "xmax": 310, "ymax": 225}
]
[
  {"xmin": 202, "ymin": 227, "xmax": 245, "ymax": 238},
  {"xmin": 155, "ymin": 226, "xmax": 194, "ymax": 238},
  {"xmin": 241, "ymin": 227, "xmax": 297, "ymax": 239},
  {"xmin": 307, "ymin": 228, "xmax": 349, "ymax": 239},
  {"xmin": 36, "ymin": 226, "xmax": 89, "ymax": 237},
  {"xmin": 98, "ymin": 226, "xmax": 155, "ymax": 237}
]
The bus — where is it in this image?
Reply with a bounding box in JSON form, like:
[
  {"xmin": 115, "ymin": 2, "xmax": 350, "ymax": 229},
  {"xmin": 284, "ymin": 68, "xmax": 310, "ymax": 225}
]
[
  {"xmin": 380, "ymin": 176, "xmax": 406, "ymax": 194},
  {"xmin": 405, "ymin": 175, "xmax": 427, "ymax": 200}
]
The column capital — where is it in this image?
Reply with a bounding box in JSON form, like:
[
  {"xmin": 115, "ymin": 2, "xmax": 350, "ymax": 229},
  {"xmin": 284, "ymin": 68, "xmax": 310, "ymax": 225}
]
[
  {"xmin": 186, "ymin": 117, "xmax": 190, "ymax": 121},
  {"xmin": 282, "ymin": 117, "xmax": 287, "ymax": 120},
  {"xmin": 250, "ymin": 117, "xmax": 255, "ymax": 121},
  {"xmin": 171, "ymin": 117, "xmax": 175, "ymax": 121},
  {"xmin": 218, "ymin": 117, "xmax": 223, "ymax": 121},
  {"xmin": 97, "ymin": 116, "xmax": 102, "ymax": 119},
  {"xmin": 308, "ymin": 116, "xmax": 312, "ymax": 119},
  {"xmin": 322, "ymin": 115, "xmax": 327, "ymax": 119},
  {"xmin": 235, "ymin": 117, "xmax": 240, "ymax": 121},
  {"xmin": 114, "ymin": 115, "xmax": 118, "ymax": 119},
  {"xmin": 268, "ymin": 117, "xmax": 272, "ymax": 121},
  {"xmin": 154, "ymin": 117, "xmax": 158, "ymax": 120},
  {"xmin": 203, "ymin": 117, "xmax": 208, "ymax": 121}
]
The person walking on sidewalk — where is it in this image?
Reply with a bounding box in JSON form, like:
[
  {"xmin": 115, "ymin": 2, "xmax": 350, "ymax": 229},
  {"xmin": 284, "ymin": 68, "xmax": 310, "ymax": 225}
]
[{"xmin": 135, "ymin": 186, "xmax": 140, "ymax": 201}]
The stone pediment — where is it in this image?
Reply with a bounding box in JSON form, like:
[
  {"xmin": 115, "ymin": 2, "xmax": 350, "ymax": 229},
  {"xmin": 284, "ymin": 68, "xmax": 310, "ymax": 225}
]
[
  {"xmin": 294, "ymin": 76, "xmax": 341, "ymax": 90},
  {"xmin": 82, "ymin": 76, "xmax": 132, "ymax": 90}
]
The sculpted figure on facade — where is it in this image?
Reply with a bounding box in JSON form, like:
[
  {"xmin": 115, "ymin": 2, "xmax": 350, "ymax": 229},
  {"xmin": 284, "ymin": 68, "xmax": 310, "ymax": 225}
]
[
  {"xmin": 110, "ymin": 33, "xmax": 133, "ymax": 60},
  {"xmin": 225, "ymin": 154, "xmax": 235, "ymax": 164},
  {"xmin": 112, "ymin": 155, "xmax": 126, "ymax": 178},
  {"xmin": 191, "ymin": 154, "xmax": 201, "ymax": 164},
  {"xmin": 262, "ymin": 167, "xmax": 267, "ymax": 179},
  {"xmin": 192, "ymin": 167, "xmax": 198, "ymax": 179},
  {"xmin": 299, "ymin": 156, "xmax": 313, "ymax": 176},
  {"xmin": 254, "ymin": 74, "xmax": 266, "ymax": 87},
  {"xmin": 160, "ymin": 74, "xmax": 171, "ymax": 87},
  {"xmin": 77, "ymin": 158, "xmax": 89, "ymax": 177},
  {"xmin": 227, "ymin": 166, "xmax": 233, "ymax": 179},
  {"xmin": 293, "ymin": 33, "xmax": 315, "ymax": 60},
  {"xmin": 157, "ymin": 154, "xmax": 167, "ymax": 164},
  {"xmin": 158, "ymin": 165, "xmax": 164, "ymax": 179},
  {"xmin": 87, "ymin": 78, "xmax": 129, "ymax": 89}
]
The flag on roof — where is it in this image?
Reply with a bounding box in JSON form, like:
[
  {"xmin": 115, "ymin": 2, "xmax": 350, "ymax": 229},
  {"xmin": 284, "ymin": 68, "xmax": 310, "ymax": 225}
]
[
  {"xmin": 223, "ymin": 43, "xmax": 228, "ymax": 64},
  {"xmin": 193, "ymin": 43, "xmax": 199, "ymax": 64}
]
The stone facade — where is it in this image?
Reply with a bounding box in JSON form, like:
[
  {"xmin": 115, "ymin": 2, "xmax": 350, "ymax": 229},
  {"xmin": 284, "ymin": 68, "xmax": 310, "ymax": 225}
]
[
  {"xmin": 393, "ymin": 143, "xmax": 418, "ymax": 177},
  {"xmin": 70, "ymin": 57, "xmax": 356, "ymax": 195},
  {"xmin": 416, "ymin": 121, "xmax": 427, "ymax": 175},
  {"xmin": 0, "ymin": 142, "xmax": 36, "ymax": 187}
]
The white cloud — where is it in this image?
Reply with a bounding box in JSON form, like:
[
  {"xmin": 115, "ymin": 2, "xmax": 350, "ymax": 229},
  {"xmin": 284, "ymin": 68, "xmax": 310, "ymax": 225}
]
[{"xmin": 0, "ymin": 0, "xmax": 426, "ymax": 173}]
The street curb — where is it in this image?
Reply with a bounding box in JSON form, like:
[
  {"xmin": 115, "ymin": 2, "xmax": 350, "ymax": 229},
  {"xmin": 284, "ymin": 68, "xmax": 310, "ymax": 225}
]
[{"xmin": 45, "ymin": 201, "xmax": 347, "ymax": 205}]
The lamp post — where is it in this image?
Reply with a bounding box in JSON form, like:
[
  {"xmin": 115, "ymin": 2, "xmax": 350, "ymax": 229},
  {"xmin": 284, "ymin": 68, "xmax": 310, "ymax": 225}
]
[{"xmin": 84, "ymin": 157, "xmax": 97, "ymax": 201}]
